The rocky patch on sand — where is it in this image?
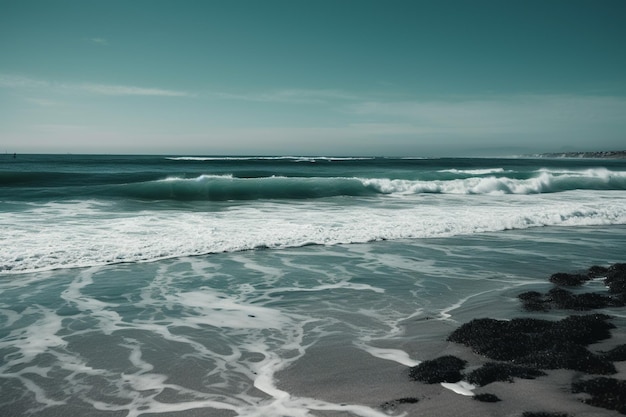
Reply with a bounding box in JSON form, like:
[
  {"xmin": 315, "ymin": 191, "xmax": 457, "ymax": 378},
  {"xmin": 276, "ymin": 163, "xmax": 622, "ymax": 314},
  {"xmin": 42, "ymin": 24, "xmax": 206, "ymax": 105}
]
[
  {"xmin": 519, "ymin": 263, "xmax": 626, "ymax": 312},
  {"xmin": 408, "ymin": 355, "xmax": 466, "ymax": 384},
  {"xmin": 447, "ymin": 314, "xmax": 616, "ymax": 374},
  {"xmin": 387, "ymin": 263, "xmax": 626, "ymax": 415}
]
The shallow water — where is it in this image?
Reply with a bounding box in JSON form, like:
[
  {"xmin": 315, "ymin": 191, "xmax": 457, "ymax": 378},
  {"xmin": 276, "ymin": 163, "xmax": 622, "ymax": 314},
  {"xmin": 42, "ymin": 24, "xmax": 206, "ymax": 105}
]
[
  {"xmin": 1, "ymin": 225, "xmax": 625, "ymax": 416},
  {"xmin": 3, "ymin": 155, "xmax": 626, "ymax": 274},
  {"xmin": 2, "ymin": 154, "xmax": 625, "ymax": 415}
]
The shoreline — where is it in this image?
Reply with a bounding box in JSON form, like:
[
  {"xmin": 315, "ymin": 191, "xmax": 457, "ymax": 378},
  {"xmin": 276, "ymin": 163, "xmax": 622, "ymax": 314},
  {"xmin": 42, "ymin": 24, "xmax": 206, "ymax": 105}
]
[
  {"xmin": 277, "ymin": 262, "xmax": 626, "ymax": 416},
  {"xmin": 533, "ymin": 150, "xmax": 626, "ymax": 159},
  {"xmin": 277, "ymin": 332, "xmax": 626, "ymax": 417}
]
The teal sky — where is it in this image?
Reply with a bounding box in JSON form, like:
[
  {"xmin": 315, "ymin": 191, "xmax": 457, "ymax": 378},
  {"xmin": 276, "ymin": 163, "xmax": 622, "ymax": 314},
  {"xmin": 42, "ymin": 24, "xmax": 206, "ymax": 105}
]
[{"xmin": 1, "ymin": 0, "xmax": 625, "ymax": 156}]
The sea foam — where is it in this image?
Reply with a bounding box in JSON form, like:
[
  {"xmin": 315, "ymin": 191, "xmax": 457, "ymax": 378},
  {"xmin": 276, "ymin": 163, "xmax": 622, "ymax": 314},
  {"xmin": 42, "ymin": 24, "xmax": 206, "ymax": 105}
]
[
  {"xmin": 2, "ymin": 190, "xmax": 626, "ymax": 274},
  {"xmin": 75, "ymin": 168, "xmax": 626, "ymax": 203}
]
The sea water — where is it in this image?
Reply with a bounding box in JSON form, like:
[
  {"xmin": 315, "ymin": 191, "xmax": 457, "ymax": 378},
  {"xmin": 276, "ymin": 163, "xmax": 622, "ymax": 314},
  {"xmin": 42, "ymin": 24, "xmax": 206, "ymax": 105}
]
[{"xmin": 1, "ymin": 155, "xmax": 625, "ymax": 416}]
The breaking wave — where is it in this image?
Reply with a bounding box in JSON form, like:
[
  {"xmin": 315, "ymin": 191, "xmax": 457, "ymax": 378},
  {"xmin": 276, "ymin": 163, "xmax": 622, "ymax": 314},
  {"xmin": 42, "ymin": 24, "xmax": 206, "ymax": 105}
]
[{"xmin": 107, "ymin": 169, "xmax": 626, "ymax": 201}]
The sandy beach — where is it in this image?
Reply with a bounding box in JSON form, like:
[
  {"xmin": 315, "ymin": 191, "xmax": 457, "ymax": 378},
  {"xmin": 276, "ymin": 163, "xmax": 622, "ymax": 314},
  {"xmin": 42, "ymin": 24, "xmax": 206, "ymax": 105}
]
[
  {"xmin": 277, "ymin": 323, "xmax": 626, "ymax": 416},
  {"xmin": 277, "ymin": 259, "xmax": 626, "ymax": 417}
]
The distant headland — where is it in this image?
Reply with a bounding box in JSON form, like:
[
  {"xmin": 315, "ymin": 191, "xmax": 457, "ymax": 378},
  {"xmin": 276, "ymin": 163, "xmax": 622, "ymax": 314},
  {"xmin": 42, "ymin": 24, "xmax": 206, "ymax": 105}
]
[{"xmin": 533, "ymin": 150, "xmax": 626, "ymax": 159}]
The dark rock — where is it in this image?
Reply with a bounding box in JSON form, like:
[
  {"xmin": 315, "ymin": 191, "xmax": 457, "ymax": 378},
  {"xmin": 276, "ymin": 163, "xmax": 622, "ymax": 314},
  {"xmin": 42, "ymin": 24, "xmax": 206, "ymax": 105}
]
[
  {"xmin": 602, "ymin": 344, "xmax": 626, "ymax": 362},
  {"xmin": 605, "ymin": 263, "xmax": 626, "ymax": 294},
  {"xmin": 550, "ymin": 314, "xmax": 615, "ymax": 345},
  {"xmin": 520, "ymin": 342, "xmax": 616, "ymax": 374},
  {"xmin": 546, "ymin": 287, "xmax": 573, "ymax": 306},
  {"xmin": 447, "ymin": 317, "xmax": 549, "ymax": 361},
  {"xmin": 518, "ymin": 291, "xmax": 543, "ymax": 300},
  {"xmin": 571, "ymin": 377, "xmax": 626, "ymax": 414},
  {"xmin": 607, "ymin": 263, "xmax": 626, "ymax": 275},
  {"xmin": 607, "ymin": 280, "xmax": 626, "ymax": 294},
  {"xmin": 521, "ymin": 300, "xmax": 551, "ymax": 312},
  {"xmin": 447, "ymin": 318, "xmax": 524, "ymax": 361},
  {"xmin": 547, "ymin": 287, "xmax": 622, "ymax": 310},
  {"xmin": 380, "ymin": 397, "xmax": 419, "ymax": 411},
  {"xmin": 570, "ymin": 292, "xmax": 623, "ymax": 309},
  {"xmin": 588, "ymin": 265, "xmax": 608, "ymax": 277},
  {"xmin": 520, "ymin": 288, "xmax": 623, "ymax": 311},
  {"xmin": 522, "ymin": 413, "xmax": 572, "ymax": 417},
  {"xmin": 466, "ymin": 362, "xmax": 546, "ymax": 386},
  {"xmin": 447, "ymin": 315, "xmax": 616, "ymax": 373},
  {"xmin": 473, "ymin": 393, "xmax": 500, "ymax": 402},
  {"xmin": 519, "ymin": 263, "xmax": 626, "ymax": 312},
  {"xmin": 408, "ymin": 355, "xmax": 467, "ymax": 384},
  {"xmin": 518, "ymin": 291, "xmax": 550, "ymax": 312},
  {"xmin": 550, "ymin": 272, "xmax": 589, "ymax": 286}
]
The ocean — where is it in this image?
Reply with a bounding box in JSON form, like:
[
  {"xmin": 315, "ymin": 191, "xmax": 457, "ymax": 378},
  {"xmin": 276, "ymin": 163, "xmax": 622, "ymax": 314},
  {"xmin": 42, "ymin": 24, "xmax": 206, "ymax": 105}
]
[{"xmin": 1, "ymin": 154, "xmax": 626, "ymax": 416}]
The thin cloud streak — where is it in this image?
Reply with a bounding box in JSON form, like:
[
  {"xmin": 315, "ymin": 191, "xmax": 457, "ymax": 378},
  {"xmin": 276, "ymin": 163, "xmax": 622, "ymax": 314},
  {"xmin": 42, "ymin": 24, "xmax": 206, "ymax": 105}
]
[
  {"xmin": 0, "ymin": 74, "xmax": 49, "ymax": 89},
  {"xmin": 347, "ymin": 94, "xmax": 626, "ymax": 133},
  {"xmin": 78, "ymin": 83, "xmax": 192, "ymax": 97},
  {"xmin": 1, "ymin": 74, "xmax": 356, "ymax": 101},
  {"xmin": 24, "ymin": 97, "xmax": 61, "ymax": 107},
  {"xmin": 208, "ymin": 88, "xmax": 362, "ymax": 104},
  {"xmin": 0, "ymin": 73, "xmax": 192, "ymax": 97},
  {"xmin": 87, "ymin": 37, "xmax": 109, "ymax": 46}
]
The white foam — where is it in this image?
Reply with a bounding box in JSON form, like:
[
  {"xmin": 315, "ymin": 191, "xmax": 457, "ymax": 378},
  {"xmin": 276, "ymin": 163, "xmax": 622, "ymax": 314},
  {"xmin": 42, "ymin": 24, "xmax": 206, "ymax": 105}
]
[
  {"xmin": 360, "ymin": 346, "xmax": 420, "ymax": 367},
  {"xmin": 2, "ymin": 190, "xmax": 626, "ymax": 274},
  {"xmin": 361, "ymin": 168, "xmax": 626, "ymax": 195},
  {"xmin": 165, "ymin": 156, "xmax": 375, "ymax": 162},
  {"xmin": 1, "ymin": 306, "xmax": 66, "ymax": 363},
  {"xmin": 166, "ymin": 290, "xmax": 289, "ymax": 329},
  {"xmin": 441, "ymin": 381, "xmax": 476, "ymax": 396},
  {"xmin": 159, "ymin": 173, "xmax": 234, "ymax": 181},
  {"xmin": 0, "ymin": 308, "xmax": 21, "ymax": 328},
  {"xmin": 438, "ymin": 168, "xmax": 506, "ymax": 175},
  {"xmin": 274, "ymin": 282, "xmax": 385, "ymax": 294}
]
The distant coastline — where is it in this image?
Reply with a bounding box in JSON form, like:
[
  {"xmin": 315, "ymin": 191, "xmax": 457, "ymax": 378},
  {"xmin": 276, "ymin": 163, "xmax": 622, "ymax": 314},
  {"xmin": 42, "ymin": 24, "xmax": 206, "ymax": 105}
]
[{"xmin": 533, "ymin": 150, "xmax": 626, "ymax": 159}]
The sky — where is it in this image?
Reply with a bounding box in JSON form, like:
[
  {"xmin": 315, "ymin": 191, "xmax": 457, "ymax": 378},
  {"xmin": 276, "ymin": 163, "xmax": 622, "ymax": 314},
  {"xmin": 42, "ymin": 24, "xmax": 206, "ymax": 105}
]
[{"xmin": 1, "ymin": 0, "xmax": 625, "ymax": 156}]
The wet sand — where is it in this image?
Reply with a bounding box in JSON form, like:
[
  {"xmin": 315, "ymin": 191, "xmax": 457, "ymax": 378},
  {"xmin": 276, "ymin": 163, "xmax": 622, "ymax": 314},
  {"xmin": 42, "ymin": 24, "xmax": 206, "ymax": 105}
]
[
  {"xmin": 276, "ymin": 283, "xmax": 626, "ymax": 417},
  {"xmin": 277, "ymin": 331, "xmax": 626, "ymax": 416}
]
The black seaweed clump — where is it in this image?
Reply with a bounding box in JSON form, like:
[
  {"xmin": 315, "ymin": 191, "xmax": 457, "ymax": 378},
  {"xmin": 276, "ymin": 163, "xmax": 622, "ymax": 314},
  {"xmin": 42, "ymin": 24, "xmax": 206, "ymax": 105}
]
[
  {"xmin": 606, "ymin": 263, "xmax": 626, "ymax": 294},
  {"xmin": 410, "ymin": 264, "xmax": 626, "ymax": 416},
  {"xmin": 518, "ymin": 291, "xmax": 551, "ymax": 312},
  {"xmin": 601, "ymin": 344, "xmax": 626, "ymax": 361},
  {"xmin": 380, "ymin": 397, "xmax": 419, "ymax": 411},
  {"xmin": 519, "ymin": 287, "xmax": 623, "ymax": 311},
  {"xmin": 549, "ymin": 287, "xmax": 622, "ymax": 310},
  {"xmin": 408, "ymin": 355, "xmax": 466, "ymax": 383},
  {"xmin": 571, "ymin": 377, "xmax": 626, "ymax": 414},
  {"xmin": 519, "ymin": 263, "xmax": 626, "ymax": 312},
  {"xmin": 588, "ymin": 265, "xmax": 609, "ymax": 277},
  {"xmin": 549, "ymin": 272, "xmax": 590, "ymax": 286},
  {"xmin": 473, "ymin": 393, "xmax": 500, "ymax": 402},
  {"xmin": 447, "ymin": 314, "xmax": 616, "ymax": 374},
  {"xmin": 466, "ymin": 362, "xmax": 546, "ymax": 386}
]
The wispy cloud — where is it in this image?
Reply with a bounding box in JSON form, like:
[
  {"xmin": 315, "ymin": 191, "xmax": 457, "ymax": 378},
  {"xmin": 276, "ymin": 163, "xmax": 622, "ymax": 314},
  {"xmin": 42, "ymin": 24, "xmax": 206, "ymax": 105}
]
[
  {"xmin": 0, "ymin": 73, "xmax": 192, "ymax": 97},
  {"xmin": 2, "ymin": 74, "xmax": 355, "ymax": 102},
  {"xmin": 78, "ymin": 83, "xmax": 192, "ymax": 97},
  {"xmin": 87, "ymin": 37, "xmax": 109, "ymax": 46},
  {"xmin": 0, "ymin": 74, "xmax": 49, "ymax": 89},
  {"xmin": 25, "ymin": 97, "xmax": 61, "ymax": 107},
  {"xmin": 346, "ymin": 94, "xmax": 626, "ymax": 134},
  {"xmin": 209, "ymin": 88, "xmax": 361, "ymax": 104}
]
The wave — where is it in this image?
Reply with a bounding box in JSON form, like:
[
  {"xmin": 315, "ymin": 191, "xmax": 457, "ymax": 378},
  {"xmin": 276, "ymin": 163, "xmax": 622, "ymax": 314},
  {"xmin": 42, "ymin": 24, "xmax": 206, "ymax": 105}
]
[
  {"xmin": 437, "ymin": 168, "xmax": 506, "ymax": 175},
  {"xmin": 364, "ymin": 169, "xmax": 626, "ymax": 195},
  {"xmin": 107, "ymin": 169, "xmax": 626, "ymax": 201},
  {"xmin": 165, "ymin": 156, "xmax": 375, "ymax": 162},
  {"xmin": 114, "ymin": 175, "xmax": 375, "ymax": 200},
  {"xmin": 4, "ymin": 168, "xmax": 624, "ymax": 202},
  {"xmin": 3, "ymin": 193, "xmax": 626, "ymax": 274}
]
